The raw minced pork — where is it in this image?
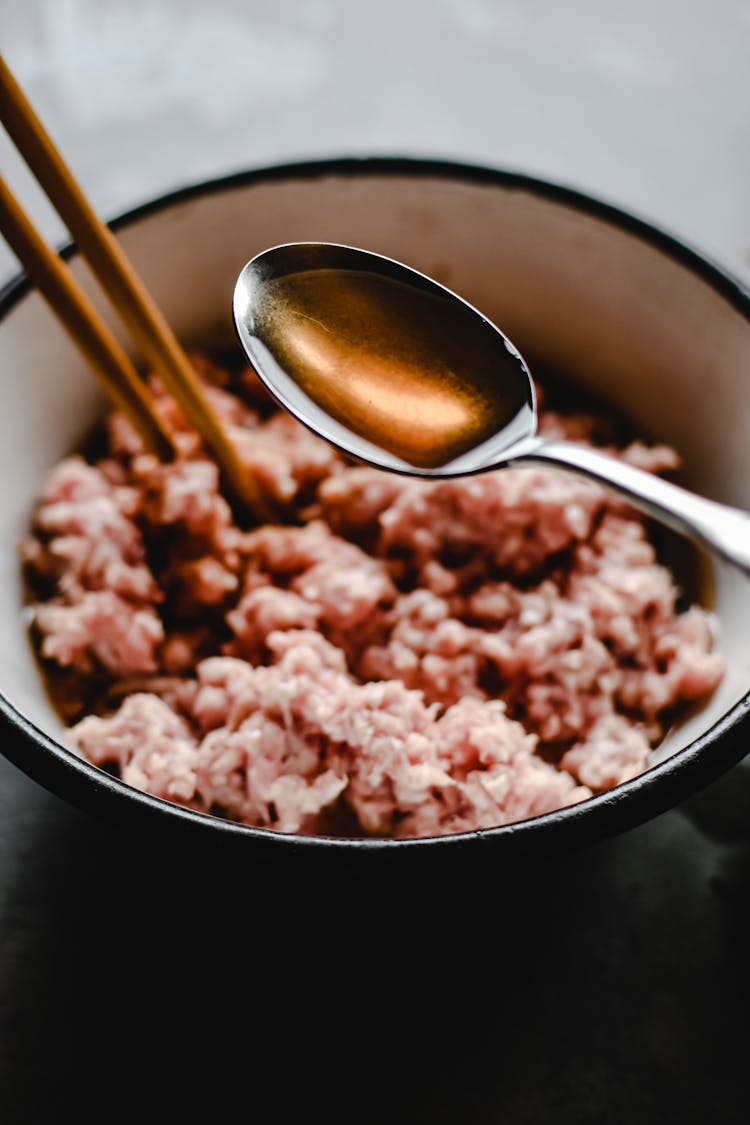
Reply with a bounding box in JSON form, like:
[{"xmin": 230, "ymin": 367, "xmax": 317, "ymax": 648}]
[{"xmin": 22, "ymin": 353, "xmax": 725, "ymax": 837}]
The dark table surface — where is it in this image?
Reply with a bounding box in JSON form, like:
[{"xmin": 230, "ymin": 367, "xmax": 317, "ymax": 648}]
[{"xmin": 2, "ymin": 749, "xmax": 750, "ymax": 1125}]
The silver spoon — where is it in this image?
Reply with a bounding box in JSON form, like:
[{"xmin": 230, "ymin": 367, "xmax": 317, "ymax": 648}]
[{"xmin": 233, "ymin": 241, "xmax": 750, "ymax": 573}]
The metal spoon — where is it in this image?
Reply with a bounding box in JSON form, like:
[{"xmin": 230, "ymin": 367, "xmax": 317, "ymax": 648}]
[{"xmin": 233, "ymin": 241, "xmax": 750, "ymax": 573}]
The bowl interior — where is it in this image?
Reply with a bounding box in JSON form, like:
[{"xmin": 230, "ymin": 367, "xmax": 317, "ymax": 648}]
[{"xmin": 1, "ymin": 164, "xmax": 749, "ymax": 810}]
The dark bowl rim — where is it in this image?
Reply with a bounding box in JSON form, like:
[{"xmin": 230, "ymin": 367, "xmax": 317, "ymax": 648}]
[{"xmin": 1, "ymin": 153, "xmax": 749, "ymax": 859}]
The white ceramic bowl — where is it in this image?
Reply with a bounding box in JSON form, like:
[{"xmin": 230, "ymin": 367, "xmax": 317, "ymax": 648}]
[{"xmin": 1, "ymin": 158, "xmax": 749, "ymax": 864}]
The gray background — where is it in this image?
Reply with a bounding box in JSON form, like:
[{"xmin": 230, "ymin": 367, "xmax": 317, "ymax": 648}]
[
  {"xmin": 1, "ymin": 4, "xmax": 750, "ymax": 1123},
  {"xmin": 2, "ymin": 0, "xmax": 750, "ymax": 286}
]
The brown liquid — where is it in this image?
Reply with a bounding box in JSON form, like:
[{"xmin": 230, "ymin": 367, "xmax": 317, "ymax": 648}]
[{"xmin": 254, "ymin": 269, "xmax": 528, "ymax": 469}]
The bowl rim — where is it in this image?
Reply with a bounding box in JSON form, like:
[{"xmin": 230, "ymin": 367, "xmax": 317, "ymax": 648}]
[{"xmin": 2, "ymin": 153, "xmax": 749, "ymax": 858}]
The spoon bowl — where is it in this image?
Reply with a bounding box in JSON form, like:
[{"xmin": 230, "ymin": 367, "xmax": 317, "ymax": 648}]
[
  {"xmin": 233, "ymin": 242, "xmax": 537, "ymax": 476},
  {"xmin": 234, "ymin": 241, "xmax": 750, "ymax": 574}
]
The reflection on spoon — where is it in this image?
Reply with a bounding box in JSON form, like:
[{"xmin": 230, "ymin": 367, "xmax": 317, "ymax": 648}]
[
  {"xmin": 247, "ymin": 263, "xmax": 532, "ymax": 469},
  {"xmin": 234, "ymin": 242, "xmax": 750, "ymax": 574}
]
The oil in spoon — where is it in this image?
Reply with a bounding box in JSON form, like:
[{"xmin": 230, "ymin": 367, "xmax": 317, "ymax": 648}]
[
  {"xmin": 235, "ymin": 243, "xmax": 750, "ymax": 575},
  {"xmin": 249, "ymin": 264, "xmax": 530, "ymax": 469}
]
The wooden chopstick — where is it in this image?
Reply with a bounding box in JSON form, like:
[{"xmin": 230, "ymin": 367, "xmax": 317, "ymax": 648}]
[
  {"xmin": 0, "ymin": 173, "xmax": 175, "ymax": 461},
  {"xmin": 0, "ymin": 54, "xmax": 266, "ymax": 514}
]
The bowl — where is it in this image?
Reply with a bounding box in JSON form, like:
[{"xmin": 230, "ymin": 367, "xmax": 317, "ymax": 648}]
[{"xmin": 1, "ymin": 156, "xmax": 749, "ymax": 869}]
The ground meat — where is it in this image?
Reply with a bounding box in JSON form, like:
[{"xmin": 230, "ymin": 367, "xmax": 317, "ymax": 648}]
[
  {"xmin": 22, "ymin": 352, "xmax": 726, "ymax": 838},
  {"xmin": 35, "ymin": 591, "xmax": 164, "ymax": 676}
]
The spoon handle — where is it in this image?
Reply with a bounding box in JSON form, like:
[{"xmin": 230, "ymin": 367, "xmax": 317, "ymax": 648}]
[{"xmin": 509, "ymin": 438, "xmax": 750, "ymax": 574}]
